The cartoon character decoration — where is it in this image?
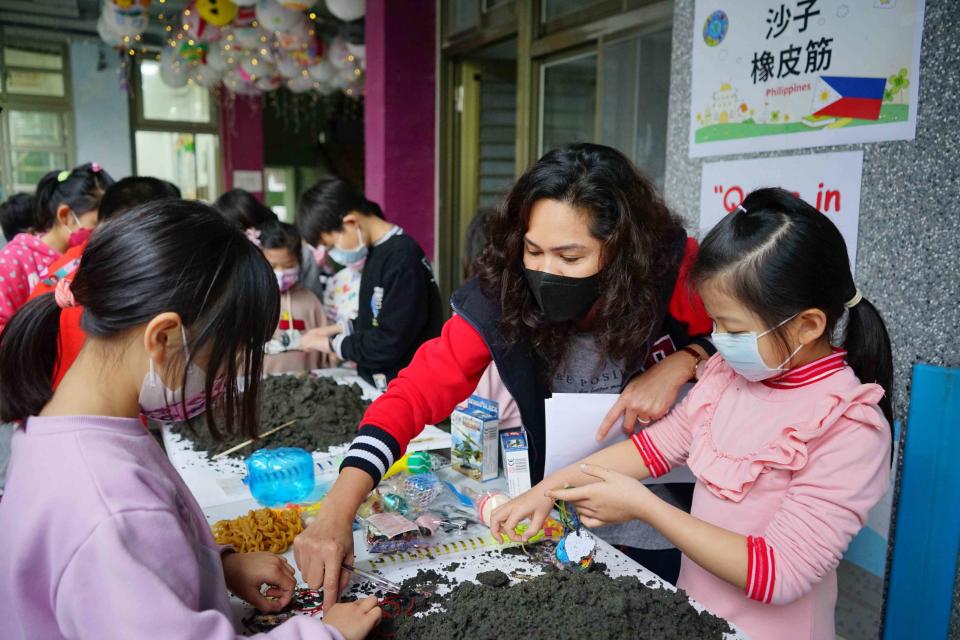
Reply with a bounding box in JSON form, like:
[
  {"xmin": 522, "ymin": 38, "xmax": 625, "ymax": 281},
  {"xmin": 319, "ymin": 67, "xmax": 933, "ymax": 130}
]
[
  {"xmin": 197, "ymin": 0, "xmax": 238, "ymax": 27},
  {"xmin": 182, "ymin": 2, "xmax": 223, "ymax": 42},
  {"xmin": 99, "ymin": 0, "xmax": 149, "ymax": 42}
]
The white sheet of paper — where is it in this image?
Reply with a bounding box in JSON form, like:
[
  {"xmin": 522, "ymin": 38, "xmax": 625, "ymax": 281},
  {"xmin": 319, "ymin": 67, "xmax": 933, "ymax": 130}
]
[{"xmin": 544, "ymin": 391, "xmax": 695, "ymax": 485}]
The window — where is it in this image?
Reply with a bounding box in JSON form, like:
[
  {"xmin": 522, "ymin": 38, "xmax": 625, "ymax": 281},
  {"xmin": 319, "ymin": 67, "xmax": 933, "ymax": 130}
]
[
  {"xmin": 539, "ymin": 52, "xmax": 598, "ymax": 155},
  {"xmin": 131, "ymin": 56, "xmax": 221, "ymax": 200},
  {"xmin": 0, "ymin": 44, "xmax": 73, "ymax": 200}
]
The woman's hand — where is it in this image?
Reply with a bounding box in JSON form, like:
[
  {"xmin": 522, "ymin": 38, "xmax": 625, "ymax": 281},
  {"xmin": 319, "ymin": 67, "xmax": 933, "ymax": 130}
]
[
  {"xmin": 595, "ymin": 349, "xmax": 698, "ymax": 441},
  {"xmin": 323, "ymin": 597, "xmax": 383, "ymax": 640},
  {"xmin": 292, "ymin": 501, "xmax": 356, "ymax": 611},
  {"xmin": 489, "ymin": 485, "xmax": 556, "ymax": 543},
  {"xmin": 221, "ymin": 551, "xmax": 296, "ymax": 613},
  {"xmin": 301, "ymin": 325, "xmax": 343, "ymax": 352},
  {"xmin": 546, "ymin": 464, "xmax": 655, "ymax": 528}
]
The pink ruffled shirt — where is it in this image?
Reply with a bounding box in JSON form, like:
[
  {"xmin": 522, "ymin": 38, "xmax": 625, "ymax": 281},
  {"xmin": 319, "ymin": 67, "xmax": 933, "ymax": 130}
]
[{"xmin": 632, "ymin": 351, "xmax": 891, "ymax": 640}]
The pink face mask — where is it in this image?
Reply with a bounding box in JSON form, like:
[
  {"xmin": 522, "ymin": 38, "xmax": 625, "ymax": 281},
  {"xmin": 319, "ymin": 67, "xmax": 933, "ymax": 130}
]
[
  {"xmin": 68, "ymin": 226, "xmax": 93, "ymax": 248},
  {"xmin": 138, "ymin": 327, "xmax": 226, "ymax": 423}
]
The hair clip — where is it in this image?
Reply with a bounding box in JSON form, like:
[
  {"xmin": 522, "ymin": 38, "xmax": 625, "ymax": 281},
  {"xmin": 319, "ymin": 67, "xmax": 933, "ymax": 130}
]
[
  {"xmin": 245, "ymin": 227, "xmax": 263, "ymax": 248},
  {"xmin": 57, "ymin": 170, "xmax": 71, "ymax": 182},
  {"xmin": 736, "ymin": 204, "xmax": 748, "ymax": 214},
  {"xmin": 91, "ymin": 162, "xmax": 102, "ymax": 173}
]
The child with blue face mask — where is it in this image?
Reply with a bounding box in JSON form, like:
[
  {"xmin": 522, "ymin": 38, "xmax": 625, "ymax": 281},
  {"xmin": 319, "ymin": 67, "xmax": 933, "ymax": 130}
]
[
  {"xmin": 492, "ymin": 188, "xmax": 894, "ymax": 640},
  {"xmin": 257, "ymin": 220, "xmax": 334, "ymax": 374},
  {"xmin": 0, "ymin": 201, "xmax": 381, "ymax": 640}
]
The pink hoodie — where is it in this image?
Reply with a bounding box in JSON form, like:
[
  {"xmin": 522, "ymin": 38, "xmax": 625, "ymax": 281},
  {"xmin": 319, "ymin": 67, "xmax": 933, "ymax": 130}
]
[
  {"xmin": 0, "ymin": 415, "xmax": 344, "ymax": 640},
  {"xmin": 0, "ymin": 232, "xmax": 60, "ymax": 330},
  {"xmin": 632, "ymin": 351, "xmax": 891, "ymax": 640}
]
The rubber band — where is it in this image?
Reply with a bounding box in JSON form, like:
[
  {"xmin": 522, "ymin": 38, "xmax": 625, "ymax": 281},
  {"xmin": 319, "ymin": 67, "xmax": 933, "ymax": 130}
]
[{"xmin": 844, "ymin": 288, "xmax": 863, "ymax": 309}]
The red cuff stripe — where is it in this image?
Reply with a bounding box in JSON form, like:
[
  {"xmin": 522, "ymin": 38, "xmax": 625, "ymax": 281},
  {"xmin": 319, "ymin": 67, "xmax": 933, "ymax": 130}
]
[
  {"xmin": 646, "ymin": 432, "xmax": 671, "ymax": 477},
  {"xmin": 746, "ymin": 537, "xmax": 755, "ymax": 599},
  {"xmin": 632, "ymin": 431, "xmax": 669, "ymax": 477},
  {"xmin": 765, "ymin": 542, "xmax": 777, "ymax": 604}
]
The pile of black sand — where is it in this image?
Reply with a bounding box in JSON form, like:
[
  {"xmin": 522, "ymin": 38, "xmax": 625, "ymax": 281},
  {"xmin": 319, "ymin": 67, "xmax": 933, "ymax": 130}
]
[
  {"xmin": 171, "ymin": 375, "xmax": 369, "ymax": 459},
  {"xmin": 392, "ymin": 569, "xmax": 733, "ymax": 640}
]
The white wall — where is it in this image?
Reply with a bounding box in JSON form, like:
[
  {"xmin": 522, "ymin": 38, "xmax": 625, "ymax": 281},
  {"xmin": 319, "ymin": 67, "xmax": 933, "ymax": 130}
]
[{"xmin": 69, "ymin": 39, "xmax": 132, "ymax": 179}]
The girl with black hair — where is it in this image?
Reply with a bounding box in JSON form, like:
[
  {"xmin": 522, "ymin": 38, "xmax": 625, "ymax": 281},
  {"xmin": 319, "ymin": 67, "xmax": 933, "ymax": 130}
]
[
  {"xmin": 493, "ymin": 188, "xmax": 893, "ymax": 640},
  {"xmin": 258, "ymin": 220, "xmax": 335, "ymax": 373},
  {"xmin": 293, "ymin": 144, "xmax": 714, "ymax": 608},
  {"xmin": 214, "ymin": 188, "xmax": 327, "ymax": 301},
  {"xmin": 0, "ymin": 163, "xmax": 113, "ymax": 330},
  {"xmin": 296, "ymin": 178, "xmax": 443, "ymax": 390},
  {"xmin": 0, "ymin": 201, "xmax": 380, "ymax": 640}
]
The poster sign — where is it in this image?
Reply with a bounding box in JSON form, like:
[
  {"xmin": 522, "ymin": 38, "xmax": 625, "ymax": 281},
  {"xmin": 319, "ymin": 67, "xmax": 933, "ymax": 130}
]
[
  {"xmin": 690, "ymin": 0, "xmax": 924, "ymax": 157},
  {"xmin": 699, "ymin": 151, "xmax": 863, "ymax": 267}
]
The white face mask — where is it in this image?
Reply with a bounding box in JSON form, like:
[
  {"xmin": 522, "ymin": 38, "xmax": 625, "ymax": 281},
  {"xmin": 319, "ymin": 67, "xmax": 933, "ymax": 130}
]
[
  {"xmin": 138, "ymin": 327, "xmax": 224, "ymax": 422},
  {"xmin": 711, "ymin": 314, "xmax": 803, "ymax": 382}
]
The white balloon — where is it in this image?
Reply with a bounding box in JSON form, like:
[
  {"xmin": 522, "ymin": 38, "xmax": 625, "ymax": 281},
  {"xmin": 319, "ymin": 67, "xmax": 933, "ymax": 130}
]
[
  {"xmin": 343, "ymin": 75, "xmax": 364, "ymax": 97},
  {"xmin": 192, "ymin": 64, "xmax": 224, "ymax": 87},
  {"xmin": 97, "ymin": 15, "xmax": 125, "ymax": 47},
  {"xmin": 274, "ymin": 51, "xmax": 301, "ymax": 78},
  {"xmin": 101, "ymin": 0, "xmax": 148, "ymax": 38},
  {"xmin": 345, "ymin": 42, "xmax": 365, "ymax": 67},
  {"xmin": 240, "ymin": 53, "xmax": 275, "ymax": 79},
  {"xmin": 287, "ymin": 74, "xmax": 314, "ymax": 93},
  {"xmin": 232, "ymin": 0, "xmax": 257, "ymax": 5},
  {"xmin": 256, "ymin": 0, "xmax": 299, "ymax": 33},
  {"xmin": 326, "ymin": 36, "xmax": 350, "ymax": 69},
  {"xmin": 160, "ymin": 48, "xmax": 190, "ymax": 88},
  {"xmin": 275, "ymin": 15, "xmax": 312, "ymax": 51},
  {"xmin": 256, "ymin": 74, "xmax": 283, "ymax": 90},
  {"xmin": 223, "ymin": 68, "xmax": 261, "ymax": 94},
  {"xmin": 324, "ymin": 0, "xmax": 364, "ymax": 22},
  {"xmin": 205, "ymin": 45, "xmax": 233, "ymax": 72},
  {"xmin": 337, "ymin": 65, "xmax": 360, "ymax": 83},
  {"xmin": 307, "ymin": 57, "xmax": 334, "ymax": 82}
]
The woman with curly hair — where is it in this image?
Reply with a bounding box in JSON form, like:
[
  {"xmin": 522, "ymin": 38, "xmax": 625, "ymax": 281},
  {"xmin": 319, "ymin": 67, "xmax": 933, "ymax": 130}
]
[{"xmin": 292, "ymin": 144, "xmax": 714, "ymax": 609}]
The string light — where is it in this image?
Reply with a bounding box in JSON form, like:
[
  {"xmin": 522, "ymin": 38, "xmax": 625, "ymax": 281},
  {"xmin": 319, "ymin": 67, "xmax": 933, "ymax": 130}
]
[
  {"xmin": 187, "ymin": 39, "xmax": 195, "ymax": 45},
  {"xmin": 128, "ymin": 49, "xmax": 136, "ymax": 56},
  {"xmin": 183, "ymin": 8, "xmax": 191, "ymax": 15},
  {"xmin": 308, "ymin": 12, "xmax": 317, "ymax": 19},
  {"xmin": 135, "ymin": 34, "xmax": 141, "ymax": 41}
]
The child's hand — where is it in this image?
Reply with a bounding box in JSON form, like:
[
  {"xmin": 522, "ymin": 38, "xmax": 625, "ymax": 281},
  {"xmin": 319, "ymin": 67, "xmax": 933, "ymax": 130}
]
[
  {"xmin": 323, "ymin": 597, "xmax": 382, "ymax": 640},
  {"xmin": 489, "ymin": 487, "xmax": 555, "ymax": 543},
  {"xmin": 546, "ymin": 464, "xmax": 653, "ymax": 527},
  {"xmin": 301, "ymin": 328, "xmax": 337, "ymax": 353},
  {"xmin": 221, "ymin": 551, "xmax": 296, "ymax": 613}
]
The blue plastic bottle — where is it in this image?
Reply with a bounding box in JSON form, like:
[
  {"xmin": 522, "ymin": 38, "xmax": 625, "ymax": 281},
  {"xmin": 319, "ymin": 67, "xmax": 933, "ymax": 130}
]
[{"xmin": 244, "ymin": 447, "xmax": 315, "ymax": 506}]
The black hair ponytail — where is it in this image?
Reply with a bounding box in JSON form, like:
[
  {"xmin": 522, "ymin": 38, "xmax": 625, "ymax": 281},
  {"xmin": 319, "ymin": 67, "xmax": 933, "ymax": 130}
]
[
  {"xmin": 844, "ymin": 296, "xmax": 894, "ymax": 425},
  {"xmin": 693, "ymin": 187, "xmax": 895, "ymax": 426},
  {"xmin": 34, "ymin": 163, "xmax": 115, "ymax": 231},
  {"xmin": 0, "ymin": 295, "xmax": 62, "ymax": 421},
  {"xmin": 0, "ymin": 200, "xmax": 280, "ymax": 439}
]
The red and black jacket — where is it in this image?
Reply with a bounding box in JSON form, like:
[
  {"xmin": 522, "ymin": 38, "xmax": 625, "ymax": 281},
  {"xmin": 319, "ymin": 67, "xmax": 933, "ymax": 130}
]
[{"xmin": 340, "ymin": 234, "xmax": 714, "ymax": 486}]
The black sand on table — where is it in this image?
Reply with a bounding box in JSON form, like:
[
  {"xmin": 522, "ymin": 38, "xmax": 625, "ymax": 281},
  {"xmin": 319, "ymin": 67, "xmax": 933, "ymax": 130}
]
[
  {"xmin": 171, "ymin": 375, "xmax": 370, "ymax": 459},
  {"xmin": 393, "ymin": 570, "xmax": 733, "ymax": 640}
]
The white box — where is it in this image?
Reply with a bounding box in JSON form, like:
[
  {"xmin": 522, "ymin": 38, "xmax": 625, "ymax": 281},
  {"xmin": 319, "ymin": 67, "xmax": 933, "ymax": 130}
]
[{"xmin": 451, "ymin": 395, "xmax": 499, "ymax": 482}]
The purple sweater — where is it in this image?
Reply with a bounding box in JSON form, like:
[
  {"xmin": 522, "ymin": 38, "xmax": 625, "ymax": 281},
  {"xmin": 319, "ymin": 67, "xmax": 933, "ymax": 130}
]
[{"xmin": 0, "ymin": 415, "xmax": 343, "ymax": 640}]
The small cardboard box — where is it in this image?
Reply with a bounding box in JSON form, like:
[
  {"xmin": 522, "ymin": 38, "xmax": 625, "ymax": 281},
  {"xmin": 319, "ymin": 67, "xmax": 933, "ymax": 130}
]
[
  {"xmin": 451, "ymin": 395, "xmax": 499, "ymax": 482},
  {"xmin": 500, "ymin": 429, "xmax": 532, "ymax": 498}
]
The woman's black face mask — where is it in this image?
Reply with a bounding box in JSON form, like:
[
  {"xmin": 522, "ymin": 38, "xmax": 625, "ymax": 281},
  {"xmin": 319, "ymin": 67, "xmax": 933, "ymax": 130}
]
[{"xmin": 523, "ymin": 268, "xmax": 600, "ymax": 323}]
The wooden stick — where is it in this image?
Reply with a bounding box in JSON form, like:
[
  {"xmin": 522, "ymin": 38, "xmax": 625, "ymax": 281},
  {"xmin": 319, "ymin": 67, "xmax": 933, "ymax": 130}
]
[{"xmin": 211, "ymin": 419, "xmax": 298, "ymax": 460}]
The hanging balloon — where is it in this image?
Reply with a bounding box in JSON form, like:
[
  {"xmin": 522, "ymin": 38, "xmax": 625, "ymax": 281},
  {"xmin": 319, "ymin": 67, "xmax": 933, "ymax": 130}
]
[
  {"xmin": 326, "ymin": 36, "xmax": 351, "ymax": 70},
  {"xmin": 286, "ymin": 74, "xmax": 314, "ymax": 93},
  {"xmin": 97, "ymin": 15, "xmax": 125, "ymax": 47},
  {"xmin": 223, "ymin": 67, "xmax": 261, "ymax": 94},
  {"xmin": 256, "ymin": 74, "xmax": 283, "ymax": 91},
  {"xmin": 192, "ymin": 64, "xmax": 225, "ymax": 88},
  {"xmin": 232, "ymin": 0, "xmax": 257, "ymax": 6},
  {"xmin": 337, "ymin": 64, "xmax": 359, "ymax": 83},
  {"xmin": 240, "ymin": 52, "xmax": 276, "ymax": 80},
  {"xmin": 275, "ymin": 15, "xmax": 312, "ymax": 51},
  {"xmin": 343, "ymin": 75, "xmax": 364, "ymax": 97},
  {"xmin": 274, "ymin": 50, "xmax": 301, "ymax": 79},
  {"xmin": 101, "ymin": 0, "xmax": 149, "ymax": 39},
  {"xmin": 196, "ymin": 0, "xmax": 238, "ymax": 27},
  {"xmin": 345, "ymin": 42, "xmax": 365, "ymax": 68},
  {"xmin": 329, "ymin": 71, "xmax": 350, "ymax": 90},
  {"xmin": 324, "ymin": 0, "xmax": 364, "ymax": 22},
  {"xmin": 307, "ymin": 57, "xmax": 335, "ymax": 82},
  {"xmin": 256, "ymin": 0, "xmax": 300, "ymax": 33},
  {"xmin": 159, "ymin": 47, "xmax": 190, "ymax": 88},
  {"xmin": 222, "ymin": 25, "xmax": 261, "ymax": 51},
  {"xmin": 205, "ymin": 45, "xmax": 234, "ymax": 72},
  {"xmin": 182, "ymin": 3, "xmax": 223, "ymax": 42}
]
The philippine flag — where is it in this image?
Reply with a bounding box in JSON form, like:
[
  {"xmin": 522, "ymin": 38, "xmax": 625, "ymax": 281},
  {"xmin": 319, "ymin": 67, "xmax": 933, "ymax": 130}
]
[{"xmin": 812, "ymin": 76, "xmax": 887, "ymax": 120}]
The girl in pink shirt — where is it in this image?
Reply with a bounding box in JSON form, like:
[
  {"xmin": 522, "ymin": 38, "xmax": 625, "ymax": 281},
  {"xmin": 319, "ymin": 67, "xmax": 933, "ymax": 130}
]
[
  {"xmin": 492, "ymin": 188, "xmax": 893, "ymax": 640},
  {"xmin": 0, "ymin": 163, "xmax": 112, "ymax": 331},
  {"xmin": 0, "ymin": 200, "xmax": 380, "ymax": 640}
]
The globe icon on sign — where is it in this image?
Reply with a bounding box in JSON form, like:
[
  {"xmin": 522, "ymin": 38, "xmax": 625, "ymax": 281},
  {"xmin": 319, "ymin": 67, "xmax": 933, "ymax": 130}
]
[{"xmin": 703, "ymin": 10, "xmax": 729, "ymax": 47}]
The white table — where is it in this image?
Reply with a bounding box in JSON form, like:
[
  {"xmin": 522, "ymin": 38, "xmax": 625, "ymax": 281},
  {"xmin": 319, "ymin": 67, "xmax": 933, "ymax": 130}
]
[
  {"xmin": 203, "ymin": 469, "xmax": 746, "ymax": 639},
  {"xmin": 162, "ymin": 368, "xmax": 451, "ymax": 509}
]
